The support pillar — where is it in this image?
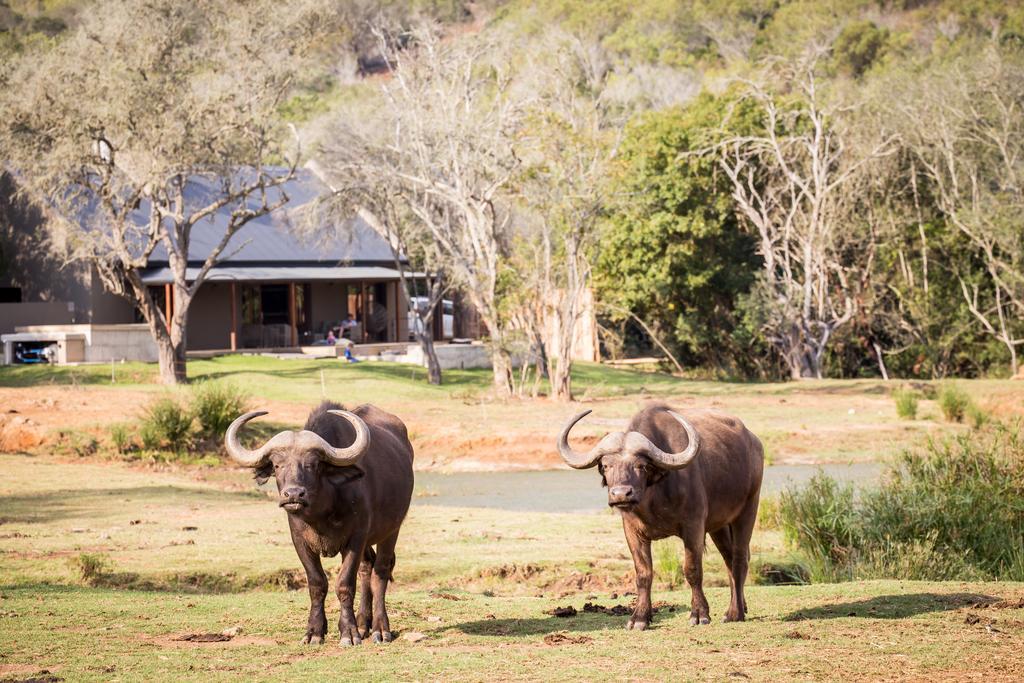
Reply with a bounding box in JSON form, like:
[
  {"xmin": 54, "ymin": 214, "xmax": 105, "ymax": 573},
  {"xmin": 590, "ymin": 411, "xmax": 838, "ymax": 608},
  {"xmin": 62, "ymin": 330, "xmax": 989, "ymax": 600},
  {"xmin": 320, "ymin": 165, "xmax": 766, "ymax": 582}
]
[
  {"xmin": 229, "ymin": 281, "xmax": 238, "ymax": 351},
  {"xmin": 288, "ymin": 282, "xmax": 298, "ymax": 347}
]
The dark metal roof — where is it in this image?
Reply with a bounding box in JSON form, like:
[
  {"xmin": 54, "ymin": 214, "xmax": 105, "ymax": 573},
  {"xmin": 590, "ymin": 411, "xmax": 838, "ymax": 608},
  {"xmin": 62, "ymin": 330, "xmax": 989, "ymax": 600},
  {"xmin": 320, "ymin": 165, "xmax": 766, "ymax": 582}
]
[
  {"xmin": 145, "ymin": 168, "xmax": 401, "ymax": 266},
  {"xmin": 140, "ymin": 265, "xmax": 403, "ymax": 284}
]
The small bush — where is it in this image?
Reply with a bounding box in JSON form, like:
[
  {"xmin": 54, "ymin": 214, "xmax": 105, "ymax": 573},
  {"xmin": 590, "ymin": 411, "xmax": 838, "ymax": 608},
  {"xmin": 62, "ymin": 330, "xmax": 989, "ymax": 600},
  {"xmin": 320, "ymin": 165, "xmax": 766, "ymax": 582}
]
[
  {"xmin": 72, "ymin": 553, "xmax": 110, "ymax": 585},
  {"xmin": 966, "ymin": 403, "xmax": 989, "ymax": 429},
  {"xmin": 751, "ymin": 558, "xmax": 811, "ymax": 585},
  {"xmin": 191, "ymin": 381, "xmax": 249, "ymax": 440},
  {"xmin": 757, "ymin": 495, "xmax": 781, "ymax": 530},
  {"xmin": 777, "ymin": 423, "xmax": 1024, "ymax": 582},
  {"xmin": 110, "ymin": 423, "xmax": 135, "ymax": 453},
  {"xmin": 654, "ymin": 538, "xmax": 683, "ymax": 588},
  {"xmin": 140, "ymin": 396, "xmax": 193, "ymax": 451},
  {"xmin": 66, "ymin": 432, "xmax": 98, "ymax": 457},
  {"xmin": 778, "ymin": 473, "xmax": 859, "ymax": 582},
  {"xmin": 892, "ymin": 388, "xmax": 919, "ymax": 420},
  {"xmin": 937, "ymin": 384, "xmax": 971, "ymax": 422}
]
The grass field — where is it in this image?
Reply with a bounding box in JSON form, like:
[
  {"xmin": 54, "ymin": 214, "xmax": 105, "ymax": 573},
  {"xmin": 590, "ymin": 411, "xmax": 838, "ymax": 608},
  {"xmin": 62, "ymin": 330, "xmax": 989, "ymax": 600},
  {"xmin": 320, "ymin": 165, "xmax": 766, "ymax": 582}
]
[
  {"xmin": 2, "ymin": 357, "xmax": 1019, "ymax": 468},
  {"xmin": 2, "ymin": 360, "xmax": 1022, "ymax": 680},
  {"xmin": 1, "ymin": 453, "xmax": 1022, "ymax": 681}
]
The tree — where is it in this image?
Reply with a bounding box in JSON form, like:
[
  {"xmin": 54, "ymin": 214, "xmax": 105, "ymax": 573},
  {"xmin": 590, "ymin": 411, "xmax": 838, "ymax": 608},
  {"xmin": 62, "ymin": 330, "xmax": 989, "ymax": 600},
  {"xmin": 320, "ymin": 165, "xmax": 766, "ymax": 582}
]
[
  {"xmin": 318, "ymin": 26, "xmax": 523, "ymax": 395},
  {"xmin": 514, "ymin": 35, "xmax": 618, "ymax": 400},
  {"xmin": 0, "ymin": 0, "xmax": 333, "ymax": 383},
  {"xmin": 714, "ymin": 50, "xmax": 896, "ymax": 379},
  {"xmin": 595, "ymin": 94, "xmax": 763, "ymax": 376},
  {"xmin": 895, "ymin": 44, "xmax": 1024, "ymax": 375}
]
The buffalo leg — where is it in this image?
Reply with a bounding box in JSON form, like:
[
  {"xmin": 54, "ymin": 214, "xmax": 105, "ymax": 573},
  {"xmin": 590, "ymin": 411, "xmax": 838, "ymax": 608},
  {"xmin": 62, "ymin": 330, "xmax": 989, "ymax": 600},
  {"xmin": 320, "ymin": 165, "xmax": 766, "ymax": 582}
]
[
  {"xmin": 370, "ymin": 531, "xmax": 399, "ymax": 643},
  {"xmin": 336, "ymin": 535, "xmax": 368, "ymax": 646},
  {"xmin": 726, "ymin": 495, "xmax": 759, "ymax": 622},
  {"xmin": 622, "ymin": 517, "xmax": 653, "ymax": 631},
  {"xmin": 356, "ymin": 546, "xmax": 377, "ymax": 639},
  {"xmin": 710, "ymin": 526, "xmax": 739, "ymax": 621},
  {"xmin": 290, "ymin": 530, "xmax": 328, "ymax": 645},
  {"xmin": 682, "ymin": 528, "xmax": 710, "ymax": 625}
]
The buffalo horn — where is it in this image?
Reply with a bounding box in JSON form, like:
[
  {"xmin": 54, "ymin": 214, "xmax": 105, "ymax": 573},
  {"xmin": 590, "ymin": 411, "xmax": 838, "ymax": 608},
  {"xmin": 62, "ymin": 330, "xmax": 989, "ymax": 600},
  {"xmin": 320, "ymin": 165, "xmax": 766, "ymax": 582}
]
[
  {"xmin": 323, "ymin": 409, "xmax": 371, "ymax": 466},
  {"xmin": 224, "ymin": 410, "xmax": 273, "ymax": 467},
  {"xmin": 557, "ymin": 409, "xmax": 604, "ymax": 469},
  {"xmin": 640, "ymin": 411, "xmax": 701, "ymax": 470}
]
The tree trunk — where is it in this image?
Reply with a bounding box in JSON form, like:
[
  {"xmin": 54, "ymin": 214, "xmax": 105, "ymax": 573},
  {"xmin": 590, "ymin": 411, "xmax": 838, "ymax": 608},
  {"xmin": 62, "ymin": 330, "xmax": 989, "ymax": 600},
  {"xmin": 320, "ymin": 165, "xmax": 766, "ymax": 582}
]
[
  {"xmin": 414, "ymin": 329, "xmax": 442, "ymax": 385},
  {"xmin": 549, "ymin": 357, "xmax": 572, "ymax": 402},
  {"xmin": 155, "ymin": 326, "xmax": 187, "ymax": 384},
  {"xmin": 491, "ymin": 345, "xmax": 514, "ymax": 397}
]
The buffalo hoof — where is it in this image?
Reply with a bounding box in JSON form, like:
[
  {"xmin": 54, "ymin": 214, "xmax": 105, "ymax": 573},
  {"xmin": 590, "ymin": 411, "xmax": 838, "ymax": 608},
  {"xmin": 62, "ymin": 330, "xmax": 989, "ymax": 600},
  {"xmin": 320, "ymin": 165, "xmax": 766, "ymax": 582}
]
[
  {"xmin": 625, "ymin": 619, "xmax": 648, "ymax": 631},
  {"xmin": 688, "ymin": 616, "xmax": 711, "ymax": 626},
  {"xmin": 371, "ymin": 631, "xmax": 393, "ymax": 644},
  {"xmin": 303, "ymin": 634, "xmax": 324, "ymax": 646},
  {"xmin": 723, "ymin": 612, "xmax": 743, "ymax": 623}
]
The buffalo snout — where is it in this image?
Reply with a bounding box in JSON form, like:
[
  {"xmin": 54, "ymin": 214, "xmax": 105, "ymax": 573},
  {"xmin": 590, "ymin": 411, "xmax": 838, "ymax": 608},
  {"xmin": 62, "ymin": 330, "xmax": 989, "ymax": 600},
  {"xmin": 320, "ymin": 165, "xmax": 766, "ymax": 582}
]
[
  {"xmin": 279, "ymin": 486, "xmax": 308, "ymax": 511},
  {"xmin": 608, "ymin": 485, "xmax": 638, "ymax": 508}
]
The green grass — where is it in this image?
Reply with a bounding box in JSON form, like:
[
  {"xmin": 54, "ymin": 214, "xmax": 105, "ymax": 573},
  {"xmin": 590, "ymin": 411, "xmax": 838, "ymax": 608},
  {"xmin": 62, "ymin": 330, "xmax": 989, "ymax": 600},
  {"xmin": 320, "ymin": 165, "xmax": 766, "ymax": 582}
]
[
  {"xmin": 6, "ymin": 357, "xmax": 1021, "ymax": 469},
  {"xmin": 0, "ymin": 453, "xmax": 1022, "ymax": 680}
]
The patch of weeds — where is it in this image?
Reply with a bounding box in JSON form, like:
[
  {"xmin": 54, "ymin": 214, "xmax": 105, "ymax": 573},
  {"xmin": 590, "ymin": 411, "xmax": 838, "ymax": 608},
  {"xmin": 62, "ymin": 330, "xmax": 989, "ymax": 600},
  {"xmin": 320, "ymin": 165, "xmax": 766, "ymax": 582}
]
[
  {"xmin": 66, "ymin": 432, "xmax": 99, "ymax": 457},
  {"xmin": 752, "ymin": 558, "xmax": 811, "ymax": 585},
  {"xmin": 966, "ymin": 403, "xmax": 989, "ymax": 429},
  {"xmin": 72, "ymin": 553, "xmax": 110, "ymax": 585},
  {"xmin": 140, "ymin": 396, "xmax": 193, "ymax": 451},
  {"xmin": 892, "ymin": 388, "xmax": 920, "ymax": 420},
  {"xmin": 757, "ymin": 494, "xmax": 781, "ymax": 530},
  {"xmin": 191, "ymin": 381, "xmax": 249, "ymax": 440},
  {"xmin": 654, "ymin": 538, "xmax": 683, "ymax": 588},
  {"xmin": 779, "ymin": 422, "xmax": 1024, "ymax": 581},
  {"xmin": 109, "ymin": 423, "xmax": 136, "ymax": 454},
  {"xmin": 937, "ymin": 384, "xmax": 971, "ymax": 422}
]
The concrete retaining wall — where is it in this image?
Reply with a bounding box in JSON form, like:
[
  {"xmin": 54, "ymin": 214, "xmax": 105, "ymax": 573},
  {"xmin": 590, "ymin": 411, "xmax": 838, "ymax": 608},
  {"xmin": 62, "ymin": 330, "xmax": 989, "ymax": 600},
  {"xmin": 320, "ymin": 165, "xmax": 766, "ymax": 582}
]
[{"xmin": 12, "ymin": 324, "xmax": 158, "ymax": 363}]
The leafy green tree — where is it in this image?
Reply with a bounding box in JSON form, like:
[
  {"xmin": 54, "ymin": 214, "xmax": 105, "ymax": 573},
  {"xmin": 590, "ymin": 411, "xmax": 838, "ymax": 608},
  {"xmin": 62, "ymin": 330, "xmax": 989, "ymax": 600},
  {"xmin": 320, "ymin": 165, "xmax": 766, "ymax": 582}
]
[{"xmin": 594, "ymin": 94, "xmax": 762, "ymax": 375}]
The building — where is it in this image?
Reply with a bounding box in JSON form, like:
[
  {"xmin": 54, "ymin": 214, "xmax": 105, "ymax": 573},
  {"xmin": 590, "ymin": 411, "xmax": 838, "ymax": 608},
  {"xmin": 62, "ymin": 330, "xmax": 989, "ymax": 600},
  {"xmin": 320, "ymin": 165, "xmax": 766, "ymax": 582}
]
[{"xmin": 0, "ymin": 170, "xmax": 480, "ymax": 364}]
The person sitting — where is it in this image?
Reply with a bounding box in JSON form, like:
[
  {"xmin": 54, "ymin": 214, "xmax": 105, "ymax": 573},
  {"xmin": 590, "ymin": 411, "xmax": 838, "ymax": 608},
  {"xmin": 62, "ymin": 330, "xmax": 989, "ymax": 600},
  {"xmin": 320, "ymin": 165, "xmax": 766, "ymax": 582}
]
[
  {"xmin": 340, "ymin": 314, "xmax": 358, "ymax": 338},
  {"xmin": 326, "ymin": 328, "xmax": 337, "ymax": 345}
]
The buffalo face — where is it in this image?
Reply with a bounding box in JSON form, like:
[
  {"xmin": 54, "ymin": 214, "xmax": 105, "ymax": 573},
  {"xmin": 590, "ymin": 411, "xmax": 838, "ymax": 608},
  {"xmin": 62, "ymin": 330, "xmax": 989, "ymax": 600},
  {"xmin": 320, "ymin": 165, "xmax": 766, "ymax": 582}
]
[
  {"xmin": 557, "ymin": 409, "xmax": 703, "ymax": 510},
  {"xmin": 599, "ymin": 453, "xmax": 665, "ymax": 509},
  {"xmin": 224, "ymin": 409, "xmax": 372, "ymax": 516}
]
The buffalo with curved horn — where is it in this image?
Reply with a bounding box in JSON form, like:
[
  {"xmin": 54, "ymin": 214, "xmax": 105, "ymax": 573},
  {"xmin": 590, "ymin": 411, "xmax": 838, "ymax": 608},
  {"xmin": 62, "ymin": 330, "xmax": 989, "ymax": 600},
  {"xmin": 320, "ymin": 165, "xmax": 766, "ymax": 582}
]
[
  {"xmin": 226, "ymin": 401, "xmax": 414, "ymax": 646},
  {"xmin": 558, "ymin": 403, "xmax": 763, "ymax": 630}
]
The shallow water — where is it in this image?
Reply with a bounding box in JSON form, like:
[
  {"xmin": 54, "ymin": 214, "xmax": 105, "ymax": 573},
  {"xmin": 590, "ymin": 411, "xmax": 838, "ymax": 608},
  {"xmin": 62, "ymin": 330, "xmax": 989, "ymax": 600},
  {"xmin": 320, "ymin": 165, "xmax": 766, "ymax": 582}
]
[{"xmin": 413, "ymin": 462, "xmax": 883, "ymax": 513}]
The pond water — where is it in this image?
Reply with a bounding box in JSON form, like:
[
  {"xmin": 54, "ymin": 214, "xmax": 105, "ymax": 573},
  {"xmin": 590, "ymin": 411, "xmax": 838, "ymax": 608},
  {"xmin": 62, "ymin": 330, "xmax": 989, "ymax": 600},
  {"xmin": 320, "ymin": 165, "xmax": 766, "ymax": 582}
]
[{"xmin": 413, "ymin": 462, "xmax": 883, "ymax": 514}]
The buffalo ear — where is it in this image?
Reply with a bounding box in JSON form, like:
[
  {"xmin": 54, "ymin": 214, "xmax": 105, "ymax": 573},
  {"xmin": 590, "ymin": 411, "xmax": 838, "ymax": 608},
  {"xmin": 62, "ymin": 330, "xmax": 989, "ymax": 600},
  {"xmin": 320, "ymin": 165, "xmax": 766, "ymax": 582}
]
[
  {"xmin": 254, "ymin": 463, "xmax": 273, "ymax": 486},
  {"xmin": 330, "ymin": 463, "xmax": 366, "ymax": 486},
  {"xmin": 646, "ymin": 463, "xmax": 668, "ymax": 485}
]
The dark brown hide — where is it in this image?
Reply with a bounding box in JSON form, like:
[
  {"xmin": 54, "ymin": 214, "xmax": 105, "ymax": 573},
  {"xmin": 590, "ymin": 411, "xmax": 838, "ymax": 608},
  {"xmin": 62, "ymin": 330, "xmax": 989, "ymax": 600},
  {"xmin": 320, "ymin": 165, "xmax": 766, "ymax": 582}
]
[
  {"xmin": 245, "ymin": 401, "xmax": 414, "ymax": 646},
  {"xmin": 567, "ymin": 403, "xmax": 763, "ymax": 630}
]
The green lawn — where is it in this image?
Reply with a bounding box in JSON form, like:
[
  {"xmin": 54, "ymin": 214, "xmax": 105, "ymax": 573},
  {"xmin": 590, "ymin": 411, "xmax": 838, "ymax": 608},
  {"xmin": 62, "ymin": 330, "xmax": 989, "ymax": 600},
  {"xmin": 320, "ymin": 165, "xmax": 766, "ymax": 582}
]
[
  {"xmin": 3, "ymin": 357, "xmax": 1019, "ymax": 467},
  {"xmin": 0, "ymin": 453, "xmax": 1021, "ymax": 681}
]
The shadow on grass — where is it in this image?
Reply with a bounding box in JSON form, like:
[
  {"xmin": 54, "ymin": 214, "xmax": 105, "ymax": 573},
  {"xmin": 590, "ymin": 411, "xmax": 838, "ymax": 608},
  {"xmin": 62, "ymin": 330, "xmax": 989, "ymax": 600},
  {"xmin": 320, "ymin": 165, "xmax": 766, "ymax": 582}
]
[
  {"xmin": 0, "ymin": 484, "xmax": 263, "ymax": 524},
  {"xmin": 782, "ymin": 592, "xmax": 995, "ymax": 621},
  {"xmin": 456, "ymin": 603, "xmax": 686, "ymax": 636},
  {"xmin": 3, "ymin": 565, "xmax": 306, "ymax": 595}
]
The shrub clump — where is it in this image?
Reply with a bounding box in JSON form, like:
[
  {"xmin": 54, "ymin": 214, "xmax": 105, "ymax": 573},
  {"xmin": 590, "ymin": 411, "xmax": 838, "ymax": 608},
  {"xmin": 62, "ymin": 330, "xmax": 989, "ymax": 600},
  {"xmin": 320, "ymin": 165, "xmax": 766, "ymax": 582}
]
[
  {"xmin": 72, "ymin": 552, "xmax": 111, "ymax": 585},
  {"xmin": 139, "ymin": 396, "xmax": 193, "ymax": 452},
  {"xmin": 892, "ymin": 388, "xmax": 919, "ymax": 420},
  {"xmin": 937, "ymin": 383, "xmax": 972, "ymax": 422},
  {"xmin": 778, "ymin": 422, "xmax": 1024, "ymax": 582},
  {"xmin": 191, "ymin": 381, "xmax": 249, "ymax": 440}
]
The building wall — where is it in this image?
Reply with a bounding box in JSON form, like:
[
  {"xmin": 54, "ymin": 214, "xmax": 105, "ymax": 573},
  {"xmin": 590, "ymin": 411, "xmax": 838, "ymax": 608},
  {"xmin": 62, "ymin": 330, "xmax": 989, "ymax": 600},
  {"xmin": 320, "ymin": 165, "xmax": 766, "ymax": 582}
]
[
  {"xmin": 187, "ymin": 282, "xmax": 233, "ymax": 350},
  {"xmin": 88, "ymin": 269, "xmax": 135, "ymax": 324},
  {"xmin": 309, "ymin": 282, "xmax": 346, "ymax": 338}
]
